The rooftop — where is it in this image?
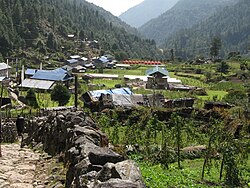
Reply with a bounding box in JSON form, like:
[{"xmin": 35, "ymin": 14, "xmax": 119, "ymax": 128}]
[
  {"xmin": 0, "ymin": 63, "xmax": 11, "ymax": 70},
  {"xmin": 146, "ymin": 66, "xmax": 169, "ymax": 76},
  {"xmin": 31, "ymin": 68, "xmax": 72, "ymax": 81}
]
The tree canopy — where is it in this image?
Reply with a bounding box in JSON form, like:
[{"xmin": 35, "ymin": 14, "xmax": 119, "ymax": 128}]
[{"xmin": 51, "ymin": 83, "xmax": 71, "ymax": 106}]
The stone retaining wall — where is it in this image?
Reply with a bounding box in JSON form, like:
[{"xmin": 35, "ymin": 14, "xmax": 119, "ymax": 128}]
[{"xmin": 23, "ymin": 110, "xmax": 145, "ymax": 188}]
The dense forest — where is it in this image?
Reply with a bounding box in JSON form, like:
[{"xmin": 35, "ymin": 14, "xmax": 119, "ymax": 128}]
[
  {"xmin": 139, "ymin": 0, "xmax": 236, "ymax": 45},
  {"xmin": 0, "ymin": 0, "xmax": 161, "ymax": 61},
  {"xmin": 164, "ymin": 0, "xmax": 250, "ymax": 59}
]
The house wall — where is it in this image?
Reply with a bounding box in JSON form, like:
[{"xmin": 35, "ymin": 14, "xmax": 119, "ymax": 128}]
[
  {"xmin": 0, "ymin": 69, "xmax": 8, "ymax": 77},
  {"xmin": 146, "ymin": 73, "xmax": 168, "ymax": 89}
]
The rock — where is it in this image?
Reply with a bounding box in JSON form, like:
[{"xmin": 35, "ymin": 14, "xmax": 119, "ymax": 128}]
[
  {"xmin": 94, "ymin": 179, "xmax": 139, "ymax": 188},
  {"xmin": 73, "ymin": 125, "xmax": 101, "ymax": 145},
  {"xmin": 88, "ymin": 148, "xmax": 124, "ymax": 166},
  {"xmin": 96, "ymin": 163, "xmax": 121, "ymax": 182},
  {"xmin": 74, "ymin": 171, "xmax": 98, "ymax": 188},
  {"xmin": 115, "ymin": 160, "xmax": 145, "ymax": 188}
]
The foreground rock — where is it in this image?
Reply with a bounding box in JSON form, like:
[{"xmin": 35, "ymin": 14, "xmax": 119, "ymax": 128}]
[{"xmin": 23, "ymin": 110, "xmax": 145, "ymax": 188}]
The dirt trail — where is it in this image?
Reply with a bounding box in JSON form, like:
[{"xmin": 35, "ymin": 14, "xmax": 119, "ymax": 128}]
[{"xmin": 0, "ymin": 142, "xmax": 65, "ymax": 188}]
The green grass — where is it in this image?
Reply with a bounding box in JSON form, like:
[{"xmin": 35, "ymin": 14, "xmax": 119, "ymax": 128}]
[
  {"xmin": 134, "ymin": 157, "xmax": 250, "ymax": 188},
  {"xmin": 197, "ymin": 90, "xmax": 228, "ymax": 102},
  {"xmin": 90, "ymin": 79, "xmax": 123, "ymax": 88},
  {"xmin": 136, "ymin": 158, "xmax": 223, "ymax": 188}
]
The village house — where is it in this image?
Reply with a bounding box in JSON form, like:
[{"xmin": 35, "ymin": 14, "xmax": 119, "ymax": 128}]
[
  {"xmin": 93, "ymin": 56, "xmax": 109, "ymax": 69},
  {"xmin": 146, "ymin": 66, "xmax": 169, "ymax": 89},
  {"xmin": 0, "ymin": 62, "xmax": 11, "ymax": 77},
  {"xmin": 21, "ymin": 67, "xmax": 73, "ymax": 90}
]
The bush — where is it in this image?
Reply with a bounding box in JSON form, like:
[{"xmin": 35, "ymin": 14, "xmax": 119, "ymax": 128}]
[
  {"xmin": 51, "ymin": 83, "xmax": 71, "ymax": 106},
  {"xmin": 222, "ymin": 90, "xmax": 247, "ymax": 106},
  {"xmin": 26, "ymin": 88, "xmax": 38, "ymax": 108}
]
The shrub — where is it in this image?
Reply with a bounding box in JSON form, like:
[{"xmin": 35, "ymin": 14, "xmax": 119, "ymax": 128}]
[
  {"xmin": 51, "ymin": 83, "xmax": 71, "ymax": 106},
  {"xmin": 26, "ymin": 88, "xmax": 38, "ymax": 108}
]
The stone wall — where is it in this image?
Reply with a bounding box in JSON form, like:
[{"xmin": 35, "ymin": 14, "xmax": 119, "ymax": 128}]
[
  {"xmin": 23, "ymin": 110, "xmax": 145, "ymax": 188},
  {"xmin": 1, "ymin": 119, "xmax": 17, "ymax": 143}
]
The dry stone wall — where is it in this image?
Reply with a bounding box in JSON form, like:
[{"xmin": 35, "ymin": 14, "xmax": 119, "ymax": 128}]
[{"xmin": 23, "ymin": 110, "xmax": 145, "ymax": 188}]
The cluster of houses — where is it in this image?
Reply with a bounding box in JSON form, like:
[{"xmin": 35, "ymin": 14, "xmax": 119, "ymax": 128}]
[
  {"xmin": 0, "ymin": 56, "xmax": 197, "ymax": 111},
  {"xmin": 65, "ymin": 53, "xmax": 118, "ymax": 71},
  {"xmin": 81, "ymin": 87, "xmax": 195, "ymax": 111}
]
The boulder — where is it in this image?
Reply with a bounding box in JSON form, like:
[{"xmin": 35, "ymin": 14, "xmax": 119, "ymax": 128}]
[
  {"xmin": 94, "ymin": 179, "xmax": 139, "ymax": 188},
  {"xmin": 88, "ymin": 148, "xmax": 124, "ymax": 166},
  {"xmin": 96, "ymin": 163, "xmax": 121, "ymax": 182},
  {"xmin": 115, "ymin": 160, "xmax": 145, "ymax": 188}
]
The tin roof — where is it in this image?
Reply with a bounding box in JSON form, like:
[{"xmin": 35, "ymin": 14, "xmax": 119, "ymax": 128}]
[
  {"xmin": 31, "ymin": 68, "xmax": 72, "ymax": 81},
  {"xmin": 25, "ymin": 69, "xmax": 37, "ymax": 76},
  {"xmin": 20, "ymin": 79, "xmax": 55, "ymax": 90},
  {"xmin": 89, "ymin": 87, "xmax": 133, "ymax": 100},
  {"xmin": 146, "ymin": 66, "xmax": 169, "ymax": 76},
  {"xmin": 0, "ymin": 63, "xmax": 11, "ymax": 70}
]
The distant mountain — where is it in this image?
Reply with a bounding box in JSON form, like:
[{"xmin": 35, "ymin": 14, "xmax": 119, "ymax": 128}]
[
  {"xmin": 119, "ymin": 0, "xmax": 179, "ymax": 28},
  {"xmin": 164, "ymin": 0, "xmax": 250, "ymax": 59},
  {"xmin": 84, "ymin": 1, "xmax": 139, "ymax": 35},
  {"xmin": 0, "ymin": 0, "xmax": 161, "ymax": 60},
  {"xmin": 139, "ymin": 0, "xmax": 237, "ymax": 44}
]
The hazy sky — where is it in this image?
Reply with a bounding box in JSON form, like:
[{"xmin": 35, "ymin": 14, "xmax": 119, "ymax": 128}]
[{"xmin": 86, "ymin": 0, "xmax": 144, "ymax": 16}]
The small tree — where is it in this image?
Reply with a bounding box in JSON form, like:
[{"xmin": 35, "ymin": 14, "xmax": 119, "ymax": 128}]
[
  {"xmin": 169, "ymin": 113, "xmax": 185, "ymax": 169},
  {"xmin": 26, "ymin": 88, "xmax": 38, "ymax": 108},
  {"xmin": 210, "ymin": 37, "xmax": 222, "ymax": 61},
  {"xmin": 217, "ymin": 61, "xmax": 229, "ymax": 76},
  {"xmin": 51, "ymin": 83, "xmax": 71, "ymax": 106}
]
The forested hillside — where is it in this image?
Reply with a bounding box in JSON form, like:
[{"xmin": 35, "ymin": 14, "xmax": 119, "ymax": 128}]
[
  {"xmin": 164, "ymin": 0, "xmax": 250, "ymax": 59},
  {"xmin": 119, "ymin": 0, "xmax": 179, "ymax": 28},
  {"xmin": 0, "ymin": 0, "xmax": 161, "ymax": 60},
  {"xmin": 139, "ymin": 0, "xmax": 236, "ymax": 45}
]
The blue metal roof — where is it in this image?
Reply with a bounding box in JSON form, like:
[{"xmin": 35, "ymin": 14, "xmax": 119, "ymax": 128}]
[
  {"xmin": 98, "ymin": 56, "xmax": 109, "ymax": 63},
  {"xmin": 146, "ymin": 66, "xmax": 169, "ymax": 76},
  {"xmin": 31, "ymin": 68, "xmax": 72, "ymax": 81},
  {"xmin": 67, "ymin": 59, "xmax": 78, "ymax": 64},
  {"xmin": 89, "ymin": 88, "xmax": 133, "ymax": 99},
  {"xmin": 25, "ymin": 69, "xmax": 37, "ymax": 76}
]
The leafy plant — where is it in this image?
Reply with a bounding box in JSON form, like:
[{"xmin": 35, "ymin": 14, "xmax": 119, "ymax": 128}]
[
  {"xmin": 25, "ymin": 88, "xmax": 38, "ymax": 108},
  {"xmin": 51, "ymin": 83, "xmax": 71, "ymax": 106}
]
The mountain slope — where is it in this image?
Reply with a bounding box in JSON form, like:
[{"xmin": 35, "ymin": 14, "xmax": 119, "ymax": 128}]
[
  {"xmin": 83, "ymin": 1, "xmax": 139, "ymax": 35},
  {"xmin": 0, "ymin": 0, "xmax": 160, "ymax": 59},
  {"xmin": 164, "ymin": 0, "xmax": 250, "ymax": 59},
  {"xmin": 139, "ymin": 0, "xmax": 237, "ymax": 44},
  {"xmin": 119, "ymin": 0, "xmax": 179, "ymax": 28}
]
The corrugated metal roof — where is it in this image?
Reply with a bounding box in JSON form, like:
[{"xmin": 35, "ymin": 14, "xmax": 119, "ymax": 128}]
[
  {"xmin": 25, "ymin": 69, "xmax": 37, "ymax": 76},
  {"xmin": 89, "ymin": 88, "xmax": 132, "ymax": 100},
  {"xmin": 0, "ymin": 63, "xmax": 11, "ymax": 70},
  {"xmin": 146, "ymin": 66, "xmax": 169, "ymax": 76},
  {"xmin": 20, "ymin": 79, "xmax": 55, "ymax": 90},
  {"xmin": 70, "ymin": 55, "xmax": 81, "ymax": 59},
  {"xmin": 31, "ymin": 68, "xmax": 72, "ymax": 81},
  {"xmin": 67, "ymin": 59, "xmax": 78, "ymax": 64},
  {"xmin": 84, "ymin": 73, "xmax": 119, "ymax": 79}
]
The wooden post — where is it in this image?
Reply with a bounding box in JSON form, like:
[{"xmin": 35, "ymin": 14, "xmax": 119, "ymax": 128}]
[
  {"xmin": 74, "ymin": 75, "xmax": 78, "ymax": 108},
  {"xmin": 0, "ymin": 82, "xmax": 4, "ymax": 157}
]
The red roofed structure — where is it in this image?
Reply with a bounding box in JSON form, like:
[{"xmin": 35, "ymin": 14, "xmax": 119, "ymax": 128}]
[{"xmin": 123, "ymin": 60, "xmax": 161, "ymax": 65}]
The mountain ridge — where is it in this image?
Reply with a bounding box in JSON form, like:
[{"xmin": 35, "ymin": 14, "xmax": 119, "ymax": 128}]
[
  {"xmin": 164, "ymin": 0, "xmax": 250, "ymax": 59},
  {"xmin": 0, "ymin": 0, "xmax": 161, "ymax": 60},
  {"xmin": 119, "ymin": 0, "xmax": 179, "ymax": 28},
  {"xmin": 139, "ymin": 0, "xmax": 237, "ymax": 45}
]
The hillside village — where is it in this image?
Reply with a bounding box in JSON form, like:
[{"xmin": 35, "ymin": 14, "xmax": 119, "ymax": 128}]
[{"xmin": 0, "ymin": 0, "xmax": 250, "ymax": 187}]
